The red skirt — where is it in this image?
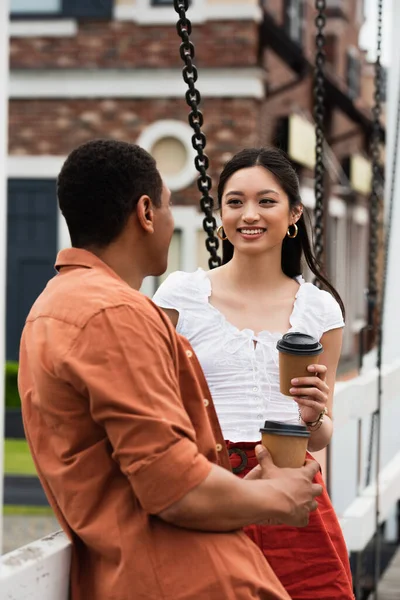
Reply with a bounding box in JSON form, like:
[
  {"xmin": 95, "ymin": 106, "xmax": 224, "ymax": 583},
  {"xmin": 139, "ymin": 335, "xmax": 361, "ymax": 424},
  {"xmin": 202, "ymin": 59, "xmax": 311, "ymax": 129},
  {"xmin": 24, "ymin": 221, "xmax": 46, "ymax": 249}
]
[{"xmin": 227, "ymin": 441, "xmax": 354, "ymax": 600}]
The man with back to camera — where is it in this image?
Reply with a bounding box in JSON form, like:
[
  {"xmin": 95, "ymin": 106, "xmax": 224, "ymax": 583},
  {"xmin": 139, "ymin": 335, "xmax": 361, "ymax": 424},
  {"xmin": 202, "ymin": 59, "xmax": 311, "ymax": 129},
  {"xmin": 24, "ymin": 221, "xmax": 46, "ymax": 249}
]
[{"xmin": 18, "ymin": 139, "xmax": 322, "ymax": 600}]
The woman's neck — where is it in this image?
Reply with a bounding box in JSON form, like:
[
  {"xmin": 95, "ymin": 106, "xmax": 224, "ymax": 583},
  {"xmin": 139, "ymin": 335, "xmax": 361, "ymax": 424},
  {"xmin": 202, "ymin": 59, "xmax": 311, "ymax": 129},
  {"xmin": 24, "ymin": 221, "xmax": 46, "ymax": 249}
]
[{"xmin": 223, "ymin": 247, "xmax": 290, "ymax": 294}]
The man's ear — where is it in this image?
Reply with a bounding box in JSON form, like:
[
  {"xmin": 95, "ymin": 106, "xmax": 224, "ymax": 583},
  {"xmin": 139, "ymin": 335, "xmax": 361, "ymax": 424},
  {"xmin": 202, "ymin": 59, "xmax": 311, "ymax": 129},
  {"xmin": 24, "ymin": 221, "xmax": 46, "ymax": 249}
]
[{"xmin": 136, "ymin": 195, "xmax": 155, "ymax": 234}]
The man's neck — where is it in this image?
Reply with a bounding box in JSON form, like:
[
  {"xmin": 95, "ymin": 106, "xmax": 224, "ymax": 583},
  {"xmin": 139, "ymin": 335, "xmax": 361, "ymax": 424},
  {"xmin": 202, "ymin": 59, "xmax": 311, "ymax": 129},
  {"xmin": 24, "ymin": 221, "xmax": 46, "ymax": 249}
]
[{"xmin": 87, "ymin": 244, "xmax": 144, "ymax": 290}]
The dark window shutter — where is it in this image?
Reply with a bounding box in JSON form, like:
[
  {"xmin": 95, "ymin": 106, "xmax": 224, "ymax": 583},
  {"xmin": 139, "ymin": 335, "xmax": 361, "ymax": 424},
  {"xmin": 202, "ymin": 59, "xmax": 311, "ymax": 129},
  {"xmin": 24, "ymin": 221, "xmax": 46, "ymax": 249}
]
[
  {"xmin": 7, "ymin": 180, "xmax": 58, "ymax": 362},
  {"xmin": 62, "ymin": 0, "xmax": 113, "ymax": 19}
]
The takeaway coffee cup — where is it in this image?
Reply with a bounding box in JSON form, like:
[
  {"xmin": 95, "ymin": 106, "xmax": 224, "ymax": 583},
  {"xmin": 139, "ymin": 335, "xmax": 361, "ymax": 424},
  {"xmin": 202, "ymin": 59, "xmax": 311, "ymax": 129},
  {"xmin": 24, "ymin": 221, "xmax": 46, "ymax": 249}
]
[
  {"xmin": 276, "ymin": 332, "xmax": 323, "ymax": 396},
  {"xmin": 260, "ymin": 420, "xmax": 310, "ymax": 468}
]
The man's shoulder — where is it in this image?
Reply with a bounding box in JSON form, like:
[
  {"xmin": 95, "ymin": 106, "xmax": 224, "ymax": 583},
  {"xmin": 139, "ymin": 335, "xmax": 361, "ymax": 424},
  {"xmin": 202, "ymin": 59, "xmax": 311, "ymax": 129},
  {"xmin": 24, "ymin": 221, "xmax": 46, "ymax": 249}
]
[{"xmin": 27, "ymin": 267, "xmax": 155, "ymax": 331}]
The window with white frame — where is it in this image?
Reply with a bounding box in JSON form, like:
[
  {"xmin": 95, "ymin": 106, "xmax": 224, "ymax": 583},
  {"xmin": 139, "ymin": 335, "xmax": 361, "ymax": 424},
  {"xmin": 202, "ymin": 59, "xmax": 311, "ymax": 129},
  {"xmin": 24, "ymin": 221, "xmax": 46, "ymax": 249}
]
[
  {"xmin": 356, "ymin": 0, "xmax": 365, "ymax": 24},
  {"xmin": 298, "ymin": 186, "xmax": 315, "ymax": 282},
  {"xmin": 284, "ymin": 0, "xmax": 304, "ymax": 46},
  {"xmin": 347, "ymin": 48, "xmax": 361, "ymax": 100},
  {"xmin": 10, "ymin": 0, "xmax": 112, "ymax": 19},
  {"xmin": 138, "ymin": 120, "xmax": 198, "ymax": 192},
  {"xmin": 331, "ymin": 216, "xmax": 348, "ymax": 297},
  {"xmin": 326, "ymin": 205, "xmax": 352, "ymax": 357},
  {"xmin": 352, "ymin": 223, "xmax": 367, "ymax": 319},
  {"xmin": 351, "ymin": 207, "xmax": 368, "ymax": 324}
]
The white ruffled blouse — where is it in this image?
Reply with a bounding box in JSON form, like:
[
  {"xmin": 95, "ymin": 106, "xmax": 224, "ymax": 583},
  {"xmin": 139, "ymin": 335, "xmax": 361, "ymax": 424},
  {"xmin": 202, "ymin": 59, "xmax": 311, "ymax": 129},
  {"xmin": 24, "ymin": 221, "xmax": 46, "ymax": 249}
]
[{"xmin": 153, "ymin": 269, "xmax": 344, "ymax": 442}]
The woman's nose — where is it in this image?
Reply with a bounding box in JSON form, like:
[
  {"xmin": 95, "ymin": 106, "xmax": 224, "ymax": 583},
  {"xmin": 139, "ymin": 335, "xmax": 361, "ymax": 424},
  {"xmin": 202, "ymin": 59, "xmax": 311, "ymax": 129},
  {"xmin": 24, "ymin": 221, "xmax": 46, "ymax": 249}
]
[{"xmin": 242, "ymin": 210, "xmax": 260, "ymax": 223}]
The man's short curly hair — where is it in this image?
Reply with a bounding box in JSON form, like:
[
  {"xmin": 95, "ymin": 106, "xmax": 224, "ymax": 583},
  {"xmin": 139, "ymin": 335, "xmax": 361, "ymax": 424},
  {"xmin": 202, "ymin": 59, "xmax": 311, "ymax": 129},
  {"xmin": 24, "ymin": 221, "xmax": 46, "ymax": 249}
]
[{"xmin": 57, "ymin": 139, "xmax": 163, "ymax": 248}]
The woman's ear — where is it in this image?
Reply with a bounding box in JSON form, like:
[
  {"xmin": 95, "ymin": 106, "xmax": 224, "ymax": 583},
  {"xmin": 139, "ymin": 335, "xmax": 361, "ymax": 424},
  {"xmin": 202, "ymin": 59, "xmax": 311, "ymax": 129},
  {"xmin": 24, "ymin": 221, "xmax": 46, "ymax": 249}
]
[{"xmin": 291, "ymin": 203, "xmax": 303, "ymax": 224}]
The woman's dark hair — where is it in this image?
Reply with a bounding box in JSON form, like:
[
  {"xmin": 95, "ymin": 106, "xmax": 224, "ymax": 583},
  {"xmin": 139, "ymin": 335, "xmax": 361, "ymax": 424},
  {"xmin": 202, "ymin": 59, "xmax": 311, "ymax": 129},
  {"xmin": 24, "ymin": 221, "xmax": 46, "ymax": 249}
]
[
  {"xmin": 57, "ymin": 139, "xmax": 163, "ymax": 248},
  {"xmin": 217, "ymin": 147, "xmax": 345, "ymax": 318}
]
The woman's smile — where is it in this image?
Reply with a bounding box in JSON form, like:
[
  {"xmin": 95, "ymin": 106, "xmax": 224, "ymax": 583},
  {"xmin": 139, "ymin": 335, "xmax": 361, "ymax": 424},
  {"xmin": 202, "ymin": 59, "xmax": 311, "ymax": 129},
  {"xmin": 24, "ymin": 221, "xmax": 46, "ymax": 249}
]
[{"xmin": 237, "ymin": 227, "xmax": 267, "ymax": 240}]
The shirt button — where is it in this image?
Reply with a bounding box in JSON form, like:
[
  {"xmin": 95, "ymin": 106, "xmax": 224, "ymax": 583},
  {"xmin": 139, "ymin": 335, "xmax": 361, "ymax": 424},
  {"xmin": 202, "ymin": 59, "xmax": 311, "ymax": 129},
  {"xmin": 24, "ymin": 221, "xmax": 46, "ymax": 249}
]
[
  {"xmin": 257, "ymin": 414, "xmax": 263, "ymax": 420},
  {"xmin": 203, "ymin": 398, "xmax": 209, "ymax": 407},
  {"xmin": 186, "ymin": 350, "xmax": 193, "ymax": 358},
  {"xmin": 253, "ymin": 386, "xmax": 259, "ymax": 392},
  {"xmin": 216, "ymin": 443, "xmax": 223, "ymax": 452}
]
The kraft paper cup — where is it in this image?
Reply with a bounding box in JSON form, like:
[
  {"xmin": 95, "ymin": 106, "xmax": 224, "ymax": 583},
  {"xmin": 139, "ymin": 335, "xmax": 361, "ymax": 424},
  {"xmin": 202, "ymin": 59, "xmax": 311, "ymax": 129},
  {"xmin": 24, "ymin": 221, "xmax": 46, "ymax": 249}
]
[
  {"xmin": 260, "ymin": 420, "xmax": 310, "ymax": 468},
  {"xmin": 276, "ymin": 332, "xmax": 323, "ymax": 396}
]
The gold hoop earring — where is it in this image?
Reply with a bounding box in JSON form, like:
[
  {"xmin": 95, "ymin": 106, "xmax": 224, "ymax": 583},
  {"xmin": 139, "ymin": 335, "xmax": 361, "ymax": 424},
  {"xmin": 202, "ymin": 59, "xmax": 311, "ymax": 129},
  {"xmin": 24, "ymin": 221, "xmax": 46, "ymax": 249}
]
[
  {"xmin": 217, "ymin": 225, "xmax": 228, "ymax": 241},
  {"xmin": 287, "ymin": 223, "xmax": 298, "ymax": 239}
]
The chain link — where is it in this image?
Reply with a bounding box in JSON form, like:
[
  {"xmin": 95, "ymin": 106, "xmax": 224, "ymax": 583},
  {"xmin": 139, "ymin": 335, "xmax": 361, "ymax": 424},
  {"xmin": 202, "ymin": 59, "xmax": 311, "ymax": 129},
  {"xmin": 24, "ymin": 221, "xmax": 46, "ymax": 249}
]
[
  {"xmin": 173, "ymin": 0, "xmax": 221, "ymax": 269},
  {"xmin": 313, "ymin": 0, "xmax": 327, "ymax": 288}
]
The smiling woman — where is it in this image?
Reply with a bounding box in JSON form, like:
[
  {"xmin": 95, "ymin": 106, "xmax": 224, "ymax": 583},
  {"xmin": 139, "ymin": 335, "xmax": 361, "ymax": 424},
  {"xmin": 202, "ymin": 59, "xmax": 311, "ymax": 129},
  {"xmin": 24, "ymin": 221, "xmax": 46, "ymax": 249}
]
[{"xmin": 153, "ymin": 146, "xmax": 353, "ymax": 600}]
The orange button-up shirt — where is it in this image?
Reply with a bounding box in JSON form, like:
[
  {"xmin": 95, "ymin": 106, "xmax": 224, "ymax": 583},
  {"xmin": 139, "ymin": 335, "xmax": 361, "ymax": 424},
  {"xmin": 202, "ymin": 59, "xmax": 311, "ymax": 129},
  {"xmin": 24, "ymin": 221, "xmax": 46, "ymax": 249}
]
[{"xmin": 18, "ymin": 249, "xmax": 289, "ymax": 600}]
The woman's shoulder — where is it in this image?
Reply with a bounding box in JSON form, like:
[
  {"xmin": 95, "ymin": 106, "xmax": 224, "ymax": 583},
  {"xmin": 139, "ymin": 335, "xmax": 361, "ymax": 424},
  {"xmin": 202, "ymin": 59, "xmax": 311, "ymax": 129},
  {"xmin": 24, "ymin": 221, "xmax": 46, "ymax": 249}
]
[
  {"xmin": 294, "ymin": 277, "xmax": 345, "ymax": 335},
  {"xmin": 152, "ymin": 268, "xmax": 211, "ymax": 311}
]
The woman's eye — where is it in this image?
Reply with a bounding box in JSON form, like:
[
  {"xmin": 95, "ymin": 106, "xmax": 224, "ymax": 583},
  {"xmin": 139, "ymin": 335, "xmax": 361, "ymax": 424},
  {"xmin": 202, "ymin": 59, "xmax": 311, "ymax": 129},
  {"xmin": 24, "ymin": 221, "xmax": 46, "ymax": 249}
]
[
  {"xmin": 226, "ymin": 199, "xmax": 242, "ymax": 205},
  {"xmin": 260, "ymin": 198, "xmax": 276, "ymax": 205}
]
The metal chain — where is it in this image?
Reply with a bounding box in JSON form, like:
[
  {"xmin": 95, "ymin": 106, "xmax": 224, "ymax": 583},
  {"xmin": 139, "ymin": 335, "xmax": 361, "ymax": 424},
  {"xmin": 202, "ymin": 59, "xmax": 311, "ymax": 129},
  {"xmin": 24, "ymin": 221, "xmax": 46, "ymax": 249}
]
[
  {"xmin": 313, "ymin": 0, "xmax": 327, "ymax": 288},
  {"xmin": 366, "ymin": 0, "xmax": 384, "ymax": 330},
  {"xmin": 378, "ymin": 83, "xmax": 400, "ymax": 405},
  {"xmin": 363, "ymin": 2, "xmax": 386, "ymax": 595},
  {"xmin": 173, "ymin": 0, "xmax": 221, "ymax": 269},
  {"xmin": 365, "ymin": 0, "xmax": 384, "ymax": 489},
  {"xmin": 370, "ymin": 68, "xmax": 400, "ymax": 600}
]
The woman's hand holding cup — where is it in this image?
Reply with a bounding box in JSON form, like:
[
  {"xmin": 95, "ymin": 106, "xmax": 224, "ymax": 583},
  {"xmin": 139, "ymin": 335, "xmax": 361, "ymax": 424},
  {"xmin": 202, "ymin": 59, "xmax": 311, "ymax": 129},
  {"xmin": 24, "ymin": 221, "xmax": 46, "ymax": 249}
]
[{"xmin": 289, "ymin": 363, "xmax": 329, "ymax": 423}]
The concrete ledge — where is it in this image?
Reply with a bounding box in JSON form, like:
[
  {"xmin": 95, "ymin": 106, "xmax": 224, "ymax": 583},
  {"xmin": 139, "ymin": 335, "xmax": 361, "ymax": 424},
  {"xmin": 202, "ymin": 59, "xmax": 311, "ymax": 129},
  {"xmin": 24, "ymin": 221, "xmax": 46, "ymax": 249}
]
[
  {"xmin": 340, "ymin": 450, "xmax": 400, "ymax": 551},
  {"xmin": 1, "ymin": 530, "xmax": 71, "ymax": 600}
]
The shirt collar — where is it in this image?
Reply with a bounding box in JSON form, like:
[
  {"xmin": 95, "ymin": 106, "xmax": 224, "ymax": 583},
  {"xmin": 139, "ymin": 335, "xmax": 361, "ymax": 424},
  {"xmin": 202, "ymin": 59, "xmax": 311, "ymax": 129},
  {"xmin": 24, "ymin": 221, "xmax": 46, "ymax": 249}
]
[{"xmin": 55, "ymin": 248, "xmax": 119, "ymax": 282}]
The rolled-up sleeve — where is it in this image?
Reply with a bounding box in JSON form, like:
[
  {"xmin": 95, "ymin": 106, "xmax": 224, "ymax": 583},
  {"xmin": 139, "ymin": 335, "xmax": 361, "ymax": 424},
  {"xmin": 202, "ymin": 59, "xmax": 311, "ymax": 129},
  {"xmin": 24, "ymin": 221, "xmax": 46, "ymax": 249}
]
[{"xmin": 62, "ymin": 302, "xmax": 212, "ymax": 514}]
